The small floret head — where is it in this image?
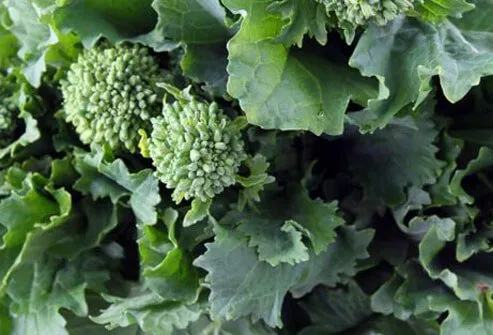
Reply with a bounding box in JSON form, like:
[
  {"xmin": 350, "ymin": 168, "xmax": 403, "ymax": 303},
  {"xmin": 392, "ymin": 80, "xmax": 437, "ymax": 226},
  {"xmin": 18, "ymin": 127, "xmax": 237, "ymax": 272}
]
[
  {"xmin": 320, "ymin": 0, "xmax": 415, "ymax": 41},
  {"xmin": 61, "ymin": 43, "xmax": 165, "ymax": 152},
  {"xmin": 148, "ymin": 98, "xmax": 247, "ymax": 203}
]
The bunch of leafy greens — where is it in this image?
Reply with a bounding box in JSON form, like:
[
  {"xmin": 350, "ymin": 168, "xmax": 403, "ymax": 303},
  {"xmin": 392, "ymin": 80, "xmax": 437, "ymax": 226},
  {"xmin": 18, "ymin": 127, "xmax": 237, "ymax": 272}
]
[{"xmin": 2, "ymin": 0, "xmax": 493, "ymax": 334}]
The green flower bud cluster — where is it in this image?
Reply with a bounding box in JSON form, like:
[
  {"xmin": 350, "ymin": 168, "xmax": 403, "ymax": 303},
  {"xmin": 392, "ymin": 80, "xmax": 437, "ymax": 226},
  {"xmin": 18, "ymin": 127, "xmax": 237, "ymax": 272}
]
[
  {"xmin": 0, "ymin": 74, "xmax": 18, "ymax": 147},
  {"xmin": 322, "ymin": 0, "xmax": 414, "ymax": 30},
  {"xmin": 61, "ymin": 44, "xmax": 165, "ymax": 153},
  {"xmin": 148, "ymin": 99, "xmax": 247, "ymax": 203}
]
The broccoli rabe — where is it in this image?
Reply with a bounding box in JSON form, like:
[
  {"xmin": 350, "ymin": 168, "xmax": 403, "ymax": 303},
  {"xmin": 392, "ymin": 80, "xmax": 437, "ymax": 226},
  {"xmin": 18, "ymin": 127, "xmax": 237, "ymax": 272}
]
[
  {"xmin": 319, "ymin": 0, "xmax": 415, "ymax": 41},
  {"xmin": 147, "ymin": 96, "xmax": 246, "ymax": 203},
  {"xmin": 0, "ymin": 73, "xmax": 18, "ymax": 147},
  {"xmin": 61, "ymin": 44, "xmax": 166, "ymax": 153}
]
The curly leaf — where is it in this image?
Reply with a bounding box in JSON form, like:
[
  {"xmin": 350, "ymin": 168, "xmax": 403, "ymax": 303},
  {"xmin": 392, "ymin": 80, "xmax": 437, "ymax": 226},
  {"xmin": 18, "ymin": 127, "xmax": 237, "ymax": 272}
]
[
  {"xmin": 350, "ymin": 0, "xmax": 493, "ymax": 131},
  {"xmin": 194, "ymin": 224, "xmax": 372, "ymax": 327},
  {"xmin": 223, "ymin": 0, "xmax": 377, "ymax": 136},
  {"xmin": 74, "ymin": 146, "xmax": 161, "ymax": 224}
]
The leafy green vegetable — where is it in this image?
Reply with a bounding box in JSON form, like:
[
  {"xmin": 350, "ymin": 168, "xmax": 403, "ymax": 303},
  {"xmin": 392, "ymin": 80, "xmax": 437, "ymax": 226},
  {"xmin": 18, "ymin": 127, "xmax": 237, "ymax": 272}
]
[{"xmin": 2, "ymin": 0, "xmax": 493, "ymax": 333}]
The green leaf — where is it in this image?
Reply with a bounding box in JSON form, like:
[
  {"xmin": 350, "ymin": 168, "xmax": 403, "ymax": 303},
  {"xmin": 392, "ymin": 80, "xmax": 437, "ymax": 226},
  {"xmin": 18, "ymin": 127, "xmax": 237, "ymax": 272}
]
[
  {"xmin": 183, "ymin": 199, "xmax": 211, "ymax": 227},
  {"xmin": 450, "ymin": 146, "xmax": 493, "ymax": 205},
  {"xmin": 430, "ymin": 134, "xmax": 464, "ymax": 206},
  {"xmin": 53, "ymin": 0, "xmax": 158, "ymax": 47},
  {"xmin": 0, "ymin": 175, "xmax": 61, "ymax": 248},
  {"xmin": 2, "ymin": 0, "xmax": 56, "ymax": 86},
  {"xmin": 268, "ymin": 0, "xmax": 330, "ymax": 47},
  {"xmin": 225, "ymin": 184, "xmax": 345, "ymax": 257},
  {"xmin": 238, "ymin": 219, "xmax": 309, "ymax": 266},
  {"xmin": 429, "ymin": 292, "xmax": 493, "ymax": 335},
  {"xmin": 236, "ymin": 154, "xmax": 275, "ymax": 211},
  {"xmin": 411, "ymin": 0, "xmax": 475, "ymax": 24},
  {"xmin": 49, "ymin": 198, "xmax": 120, "ymax": 259},
  {"xmin": 92, "ymin": 287, "xmax": 204, "ymax": 334},
  {"xmin": 356, "ymin": 316, "xmax": 439, "ymax": 335},
  {"xmin": 350, "ymin": 1, "xmax": 493, "ymax": 131},
  {"xmin": 152, "ymin": 0, "xmax": 230, "ymax": 44},
  {"xmin": 371, "ymin": 261, "xmax": 446, "ymax": 320},
  {"xmin": 223, "ymin": 0, "xmax": 377, "ymax": 136},
  {"xmin": 2, "ymin": 0, "xmax": 78, "ymax": 86},
  {"xmin": 348, "ymin": 115, "xmax": 444, "ymax": 206},
  {"xmin": 287, "ymin": 188, "xmax": 345, "ymax": 254},
  {"xmin": 419, "ymin": 221, "xmax": 493, "ymax": 302},
  {"xmin": 7, "ymin": 252, "xmax": 111, "ymax": 335},
  {"xmin": 0, "ymin": 77, "xmax": 43, "ymax": 165},
  {"xmin": 0, "ymin": 7, "xmax": 18, "ymax": 69},
  {"xmin": 152, "ymin": 0, "xmax": 232, "ymax": 95},
  {"xmin": 0, "ymin": 299, "xmax": 12, "ymax": 335},
  {"xmin": 74, "ymin": 146, "xmax": 161, "ymax": 224},
  {"xmin": 194, "ymin": 224, "xmax": 373, "ymax": 327},
  {"xmin": 300, "ymin": 281, "xmax": 372, "ymax": 334},
  {"xmin": 290, "ymin": 226, "xmax": 374, "ymax": 298},
  {"xmin": 67, "ymin": 317, "xmax": 144, "ymax": 335},
  {"xmin": 175, "ymin": 315, "xmax": 276, "ymax": 335},
  {"xmin": 138, "ymin": 214, "xmax": 200, "ymax": 303},
  {"xmin": 392, "ymin": 187, "xmax": 432, "ymax": 239},
  {"xmin": 181, "ymin": 44, "xmax": 229, "ymax": 96}
]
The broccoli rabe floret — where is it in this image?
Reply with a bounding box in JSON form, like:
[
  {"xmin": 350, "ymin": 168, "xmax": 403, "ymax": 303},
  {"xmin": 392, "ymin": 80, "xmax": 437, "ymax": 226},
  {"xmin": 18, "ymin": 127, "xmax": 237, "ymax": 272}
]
[
  {"xmin": 148, "ymin": 97, "xmax": 247, "ymax": 203},
  {"xmin": 61, "ymin": 44, "xmax": 166, "ymax": 153},
  {"xmin": 319, "ymin": 0, "xmax": 415, "ymax": 42},
  {"xmin": 0, "ymin": 74, "xmax": 18, "ymax": 147}
]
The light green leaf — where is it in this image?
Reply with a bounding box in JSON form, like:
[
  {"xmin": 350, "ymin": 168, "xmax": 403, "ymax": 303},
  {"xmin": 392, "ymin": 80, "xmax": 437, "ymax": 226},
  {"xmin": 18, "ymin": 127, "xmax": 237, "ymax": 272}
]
[
  {"xmin": 236, "ymin": 154, "xmax": 275, "ymax": 211},
  {"xmin": 0, "ymin": 7, "xmax": 18, "ymax": 69},
  {"xmin": 419, "ymin": 222, "xmax": 493, "ymax": 302},
  {"xmin": 2, "ymin": 0, "xmax": 78, "ymax": 86},
  {"xmin": 3, "ymin": 0, "xmax": 56, "ymax": 86},
  {"xmin": 429, "ymin": 293, "xmax": 493, "ymax": 335},
  {"xmin": 268, "ymin": 0, "xmax": 330, "ymax": 47},
  {"xmin": 371, "ymin": 261, "xmax": 446, "ymax": 320},
  {"xmin": 411, "ymin": 0, "xmax": 475, "ymax": 24},
  {"xmin": 92, "ymin": 287, "xmax": 204, "ymax": 334},
  {"xmin": 7, "ymin": 252, "xmax": 111, "ymax": 335},
  {"xmin": 0, "ymin": 175, "xmax": 61, "ymax": 248},
  {"xmin": 223, "ymin": 0, "xmax": 377, "ymax": 136},
  {"xmin": 350, "ymin": 0, "xmax": 493, "ymax": 131},
  {"xmin": 184, "ymin": 199, "xmax": 211, "ymax": 227}
]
